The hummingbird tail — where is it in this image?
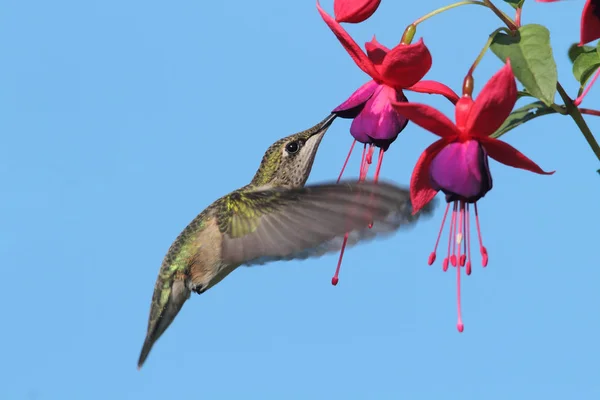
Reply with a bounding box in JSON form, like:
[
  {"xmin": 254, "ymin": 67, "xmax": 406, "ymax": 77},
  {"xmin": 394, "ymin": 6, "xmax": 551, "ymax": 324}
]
[{"xmin": 137, "ymin": 279, "xmax": 191, "ymax": 369}]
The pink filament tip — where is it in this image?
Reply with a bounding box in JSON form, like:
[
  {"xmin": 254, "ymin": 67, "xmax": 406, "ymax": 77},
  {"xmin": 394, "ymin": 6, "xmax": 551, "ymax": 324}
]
[
  {"xmin": 428, "ymin": 252, "xmax": 436, "ymax": 265},
  {"xmin": 450, "ymin": 255, "xmax": 457, "ymax": 267},
  {"xmin": 457, "ymin": 323, "xmax": 464, "ymax": 333},
  {"xmin": 366, "ymin": 145, "xmax": 374, "ymax": 164},
  {"xmin": 442, "ymin": 258, "xmax": 449, "ymax": 272},
  {"xmin": 481, "ymin": 246, "xmax": 488, "ymax": 255},
  {"xmin": 332, "ymin": 233, "xmax": 349, "ymax": 286},
  {"xmin": 466, "ymin": 261, "xmax": 472, "ymax": 276},
  {"xmin": 482, "ymin": 252, "xmax": 489, "ymax": 267},
  {"xmin": 368, "ymin": 222, "xmax": 373, "ymax": 229},
  {"xmin": 459, "ymin": 254, "xmax": 466, "ymax": 267}
]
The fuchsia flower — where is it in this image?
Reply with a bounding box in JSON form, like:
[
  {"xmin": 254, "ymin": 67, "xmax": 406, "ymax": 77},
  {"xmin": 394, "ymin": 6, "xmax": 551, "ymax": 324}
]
[
  {"xmin": 318, "ymin": 0, "xmax": 459, "ymax": 285},
  {"xmin": 537, "ymin": 0, "xmax": 600, "ymax": 45},
  {"xmin": 392, "ymin": 61, "xmax": 554, "ymax": 331},
  {"xmin": 537, "ymin": 0, "xmax": 600, "ymax": 105},
  {"xmin": 318, "ymin": 2, "xmax": 459, "ymax": 156}
]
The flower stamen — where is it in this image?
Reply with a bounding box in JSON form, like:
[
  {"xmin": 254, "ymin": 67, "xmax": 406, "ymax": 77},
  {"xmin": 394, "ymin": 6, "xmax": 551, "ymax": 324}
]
[
  {"xmin": 450, "ymin": 202, "xmax": 458, "ymax": 267},
  {"xmin": 337, "ymin": 140, "xmax": 356, "ymax": 183},
  {"xmin": 465, "ymin": 203, "xmax": 472, "ymax": 276},
  {"xmin": 331, "ymin": 232, "xmax": 350, "ymax": 286},
  {"xmin": 359, "ymin": 144, "xmax": 368, "ymax": 181},
  {"xmin": 456, "ymin": 251, "xmax": 464, "ymax": 333},
  {"xmin": 373, "ymin": 147, "xmax": 384, "ymax": 182},
  {"xmin": 456, "ymin": 201, "xmax": 465, "ymax": 333},
  {"xmin": 473, "ymin": 203, "xmax": 489, "ymax": 267},
  {"xmin": 443, "ymin": 202, "xmax": 457, "ymax": 271},
  {"xmin": 368, "ymin": 148, "xmax": 385, "ymax": 229},
  {"xmin": 428, "ymin": 203, "xmax": 450, "ymax": 265}
]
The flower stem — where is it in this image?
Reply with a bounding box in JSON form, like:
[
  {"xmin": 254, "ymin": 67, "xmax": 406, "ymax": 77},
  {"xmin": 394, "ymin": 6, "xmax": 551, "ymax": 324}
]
[
  {"xmin": 483, "ymin": 0, "xmax": 518, "ymax": 30},
  {"xmin": 467, "ymin": 27, "xmax": 512, "ymax": 78},
  {"xmin": 412, "ymin": 1, "xmax": 488, "ymax": 26},
  {"xmin": 549, "ymin": 103, "xmax": 568, "ymax": 115},
  {"xmin": 556, "ymin": 82, "xmax": 600, "ymax": 162},
  {"xmin": 579, "ymin": 108, "xmax": 600, "ymax": 117},
  {"xmin": 515, "ymin": 7, "xmax": 522, "ymax": 28}
]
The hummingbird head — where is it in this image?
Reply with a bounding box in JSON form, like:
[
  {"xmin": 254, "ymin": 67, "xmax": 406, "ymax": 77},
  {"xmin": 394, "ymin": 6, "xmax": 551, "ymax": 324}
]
[{"xmin": 249, "ymin": 114, "xmax": 336, "ymax": 188}]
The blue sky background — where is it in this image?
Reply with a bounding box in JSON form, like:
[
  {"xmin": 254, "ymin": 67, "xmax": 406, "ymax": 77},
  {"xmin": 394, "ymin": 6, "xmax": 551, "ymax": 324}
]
[{"xmin": 1, "ymin": 1, "xmax": 599, "ymax": 399}]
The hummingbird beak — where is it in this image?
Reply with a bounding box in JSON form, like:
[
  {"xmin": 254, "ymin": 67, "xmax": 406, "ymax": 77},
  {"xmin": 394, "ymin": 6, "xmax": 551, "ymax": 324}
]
[
  {"xmin": 311, "ymin": 113, "xmax": 337, "ymax": 138},
  {"xmin": 304, "ymin": 113, "xmax": 336, "ymax": 151}
]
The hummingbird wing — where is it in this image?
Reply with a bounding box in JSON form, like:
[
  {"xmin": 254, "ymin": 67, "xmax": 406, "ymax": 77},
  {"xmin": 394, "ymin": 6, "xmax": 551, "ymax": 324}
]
[{"xmin": 218, "ymin": 180, "xmax": 435, "ymax": 266}]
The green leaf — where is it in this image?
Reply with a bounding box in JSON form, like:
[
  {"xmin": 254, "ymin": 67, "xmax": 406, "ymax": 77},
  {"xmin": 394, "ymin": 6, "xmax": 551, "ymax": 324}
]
[
  {"xmin": 503, "ymin": 0, "xmax": 525, "ymax": 9},
  {"xmin": 491, "ymin": 101, "xmax": 556, "ymax": 139},
  {"xmin": 568, "ymin": 43, "xmax": 596, "ymax": 63},
  {"xmin": 572, "ymin": 49, "xmax": 600, "ymax": 92},
  {"xmin": 490, "ymin": 24, "xmax": 558, "ymax": 106}
]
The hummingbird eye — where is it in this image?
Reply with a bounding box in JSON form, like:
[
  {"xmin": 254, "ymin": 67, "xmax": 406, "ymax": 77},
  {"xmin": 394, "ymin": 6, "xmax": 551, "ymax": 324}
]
[{"xmin": 285, "ymin": 141, "xmax": 301, "ymax": 154}]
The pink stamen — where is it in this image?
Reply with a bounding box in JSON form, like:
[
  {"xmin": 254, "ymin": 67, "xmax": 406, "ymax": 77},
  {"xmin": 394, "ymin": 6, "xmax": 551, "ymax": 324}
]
[
  {"xmin": 465, "ymin": 203, "xmax": 472, "ymax": 276},
  {"xmin": 331, "ymin": 232, "xmax": 349, "ymax": 286},
  {"xmin": 444, "ymin": 202, "xmax": 457, "ymax": 272},
  {"xmin": 473, "ymin": 203, "xmax": 488, "ymax": 267},
  {"xmin": 359, "ymin": 144, "xmax": 368, "ymax": 181},
  {"xmin": 358, "ymin": 144, "xmax": 366, "ymax": 180},
  {"xmin": 373, "ymin": 148, "xmax": 384, "ymax": 183},
  {"xmin": 456, "ymin": 201, "xmax": 465, "ymax": 333},
  {"xmin": 449, "ymin": 202, "xmax": 458, "ymax": 267},
  {"xmin": 429, "ymin": 203, "xmax": 451, "ymax": 265},
  {"xmin": 367, "ymin": 147, "xmax": 385, "ymax": 230},
  {"xmin": 456, "ymin": 201, "xmax": 464, "ymax": 268},
  {"xmin": 456, "ymin": 261, "xmax": 464, "ymax": 332},
  {"xmin": 442, "ymin": 258, "xmax": 449, "ymax": 272},
  {"xmin": 366, "ymin": 144, "xmax": 374, "ymax": 165},
  {"xmin": 337, "ymin": 140, "xmax": 356, "ymax": 183}
]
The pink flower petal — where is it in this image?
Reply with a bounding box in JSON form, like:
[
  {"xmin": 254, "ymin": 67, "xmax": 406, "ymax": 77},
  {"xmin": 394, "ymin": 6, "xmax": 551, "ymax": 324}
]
[
  {"xmin": 581, "ymin": 0, "xmax": 600, "ymax": 45},
  {"xmin": 317, "ymin": 1, "xmax": 380, "ymax": 79},
  {"xmin": 410, "ymin": 140, "xmax": 447, "ymax": 214},
  {"xmin": 407, "ymin": 80, "xmax": 460, "ymax": 104},
  {"xmin": 334, "ymin": 0, "xmax": 381, "ymax": 23},
  {"xmin": 391, "ymin": 101, "xmax": 460, "ymax": 138},
  {"xmin": 333, "ymin": 80, "xmax": 379, "ymax": 118},
  {"xmin": 429, "ymin": 140, "xmax": 492, "ymax": 201},
  {"xmin": 350, "ymin": 85, "xmax": 408, "ymax": 147},
  {"xmin": 380, "ymin": 39, "xmax": 433, "ymax": 88},
  {"xmin": 465, "ymin": 61, "xmax": 517, "ymax": 137},
  {"xmin": 479, "ymin": 137, "xmax": 555, "ymax": 175}
]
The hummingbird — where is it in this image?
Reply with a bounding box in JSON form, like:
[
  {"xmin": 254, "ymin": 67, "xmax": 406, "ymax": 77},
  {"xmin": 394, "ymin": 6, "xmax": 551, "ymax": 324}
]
[{"xmin": 137, "ymin": 114, "xmax": 435, "ymax": 369}]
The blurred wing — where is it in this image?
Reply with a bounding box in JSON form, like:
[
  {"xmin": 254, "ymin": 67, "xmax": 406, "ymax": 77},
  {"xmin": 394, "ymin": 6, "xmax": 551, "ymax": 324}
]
[{"xmin": 219, "ymin": 180, "xmax": 436, "ymax": 266}]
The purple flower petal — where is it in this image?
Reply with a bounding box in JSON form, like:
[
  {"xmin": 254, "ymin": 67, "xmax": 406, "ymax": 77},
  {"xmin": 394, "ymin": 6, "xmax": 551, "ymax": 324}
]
[
  {"xmin": 333, "ymin": 80, "xmax": 379, "ymax": 118},
  {"xmin": 429, "ymin": 140, "xmax": 493, "ymax": 202},
  {"xmin": 349, "ymin": 84, "xmax": 408, "ymax": 149}
]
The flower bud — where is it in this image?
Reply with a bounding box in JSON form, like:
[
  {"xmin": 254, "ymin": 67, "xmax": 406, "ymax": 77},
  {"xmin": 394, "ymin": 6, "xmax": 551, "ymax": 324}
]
[{"xmin": 334, "ymin": 0, "xmax": 381, "ymax": 23}]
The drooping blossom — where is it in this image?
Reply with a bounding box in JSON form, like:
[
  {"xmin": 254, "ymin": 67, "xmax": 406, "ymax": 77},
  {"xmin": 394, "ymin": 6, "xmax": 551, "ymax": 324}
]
[
  {"xmin": 392, "ymin": 61, "xmax": 554, "ymax": 331},
  {"xmin": 537, "ymin": 0, "xmax": 600, "ymax": 45},
  {"xmin": 334, "ymin": 0, "xmax": 381, "ymax": 23},
  {"xmin": 318, "ymin": 0, "xmax": 459, "ymax": 285},
  {"xmin": 536, "ymin": 0, "xmax": 600, "ymax": 105}
]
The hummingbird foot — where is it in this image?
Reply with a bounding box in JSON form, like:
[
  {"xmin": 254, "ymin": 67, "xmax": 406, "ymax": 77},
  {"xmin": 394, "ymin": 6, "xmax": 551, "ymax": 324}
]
[{"xmin": 192, "ymin": 282, "xmax": 205, "ymax": 295}]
